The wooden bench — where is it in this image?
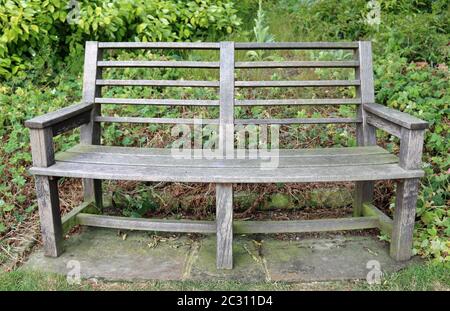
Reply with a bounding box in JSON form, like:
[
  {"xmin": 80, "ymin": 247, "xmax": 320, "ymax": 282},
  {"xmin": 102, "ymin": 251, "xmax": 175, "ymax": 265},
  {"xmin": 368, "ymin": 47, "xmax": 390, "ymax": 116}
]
[{"xmin": 26, "ymin": 41, "xmax": 428, "ymax": 269}]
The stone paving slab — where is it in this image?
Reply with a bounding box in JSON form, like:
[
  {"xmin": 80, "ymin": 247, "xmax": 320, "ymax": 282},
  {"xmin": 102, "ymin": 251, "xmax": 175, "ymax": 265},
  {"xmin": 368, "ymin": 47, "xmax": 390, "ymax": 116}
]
[{"xmin": 25, "ymin": 227, "xmax": 418, "ymax": 282}]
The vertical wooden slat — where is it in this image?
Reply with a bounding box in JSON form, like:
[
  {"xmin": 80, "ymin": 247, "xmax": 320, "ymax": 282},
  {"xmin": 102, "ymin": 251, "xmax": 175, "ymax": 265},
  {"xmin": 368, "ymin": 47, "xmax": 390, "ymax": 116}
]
[
  {"xmin": 391, "ymin": 127, "xmax": 425, "ymax": 260},
  {"xmin": 80, "ymin": 41, "xmax": 103, "ymax": 209},
  {"xmin": 219, "ymin": 41, "xmax": 235, "ymax": 157},
  {"xmin": 216, "ymin": 41, "xmax": 235, "ymax": 269},
  {"xmin": 30, "ymin": 128, "xmax": 63, "ymax": 257},
  {"xmin": 216, "ymin": 183, "xmax": 233, "ymax": 269},
  {"xmin": 354, "ymin": 41, "xmax": 376, "ymax": 216}
]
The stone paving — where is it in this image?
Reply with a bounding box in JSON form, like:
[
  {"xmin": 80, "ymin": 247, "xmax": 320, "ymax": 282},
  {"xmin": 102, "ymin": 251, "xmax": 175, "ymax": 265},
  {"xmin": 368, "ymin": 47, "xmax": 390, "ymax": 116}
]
[{"xmin": 25, "ymin": 227, "xmax": 418, "ymax": 282}]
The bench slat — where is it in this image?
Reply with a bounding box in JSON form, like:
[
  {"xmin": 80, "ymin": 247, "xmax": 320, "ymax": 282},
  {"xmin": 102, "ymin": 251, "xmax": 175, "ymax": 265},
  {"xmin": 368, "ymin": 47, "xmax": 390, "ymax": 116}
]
[
  {"xmin": 95, "ymin": 116, "xmax": 219, "ymax": 125},
  {"xmin": 235, "ymin": 80, "xmax": 360, "ymax": 87},
  {"xmin": 97, "ymin": 61, "xmax": 220, "ymax": 68},
  {"xmin": 235, "ymin": 99, "xmax": 361, "ymax": 106},
  {"xmin": 75, "ymin": 213, "xmax": 379, "ymax": 234},
  {"xmin": 55, "ymin": 150, "xmax": 398, "ymax": 168},
  {"xmin": 67, "ymin": 144, "xmax": 390, "ymax": 157},
  {"xmin": 234, "ymin": 118, "xmax": 361, "ymax": 125},
  {"xmin": 98, "ymin": 42, "xmax": 220, "ymax": 49},
  {"xmin": 234, "ymin": 42, "xmax": 359, "ymax": 49},
  {"xmin": 95, "ymin": 98, "xmax": 220, "ymax": 106},
  {"xmin": 235, "ymin": 61, "xmax": 359, "ymax": 68},
  {"xmin": 96, "ymin": 79, "xmax": 219, "ymax": 87},
  {"xmin": 29, "ymin": 161, "xmax": 424, "ymax": 183}
]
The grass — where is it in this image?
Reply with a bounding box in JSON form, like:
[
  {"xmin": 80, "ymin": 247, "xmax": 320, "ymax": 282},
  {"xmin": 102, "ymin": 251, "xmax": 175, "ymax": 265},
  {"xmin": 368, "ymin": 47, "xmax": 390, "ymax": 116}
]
[{"xmin": 0, "ymin": 263, "xmax": 448, "ymax": 291}]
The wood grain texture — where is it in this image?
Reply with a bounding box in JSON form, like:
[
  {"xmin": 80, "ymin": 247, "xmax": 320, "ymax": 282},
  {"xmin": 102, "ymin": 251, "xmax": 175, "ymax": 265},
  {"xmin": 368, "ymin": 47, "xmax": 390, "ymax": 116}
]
[
  {"xmin": 61, "ymin": 201, "xmax": 98, "ymax": 235},
  {"xmin": 362, "ymin": 203, "xmax": 393, "ymax": 236},
  {"xmin": 98, "ymin": 42, "xmax": 220, "ymax": 49},
  {"xmin": 234, "ymin": 42, "xmax": 359, "ymax": 49},
  {"xmin": 29, "ymin": 128, "xmax": 54, "ymax": 167},
  {"xmin": 95, "ymin": 116, "xmax": 219, "ymax": 125},
  {"xmin": 235, "ymin": 61, "xmax": 359, "ymax": 68},
  {"xmin": 355, "ymin": 41, "xmax": 375, "ymax": 146},
  {"xmin": 35, "ymin": 175, "xmax": 63, "ymax": 257},
  {"xmin": 55, "ymin": 149, "xmax": 399, "ymax": 168},
  {"xmin": 25, "ymin": 102, "xmax": 93, "ymax": 129},
  {"xmin": 234, "ymin": 117, "xmax": 361, "ymax": 125},
  {"xmin": 234, "ymin": 216, "xmax": 379, "ymax": 234},
  {"xmin": 366, "ymin": 114, "xmax": 402, "ymax": 138},
  {"xmin": 77, "ymin": 213, "xmax": 216, "ymax": 233},
  {"xmin": 353, "ymin": 181, "xmax": 374, "ymax": 217},
  {"xmin": 235, "ymin": 98, "xmax": 361, "ymax": 106},
  {"xmin": 216, "ymin": 184, "xmax": 233, "ymax": 269},
  {"xmin": 364, "ymin": 103, "xmax": 428, "ymax": 130},
  {"xmin": 219, "ymin": 41, "xmax": 235, "ymax": 157},
  {"xmin": 235, "ymin": 80, "xmax": 360, "ymax": 88},
  {"xmin": 66, "ymin": 144, "xmax": 389, "ymax": 157},
  {"xmin": 97, "ymin": 60, "xmax": 219, "ymax": 68},
  {"xmin": 96, "ymin": 79, "xmax": 219, "ymax": 87},
  {"xmin": 80, "ymin": 41, "xmax": 103, "ymax": 208},
  {"xmin": 29, "ymin": 161, "xmax": 424, "ymax": 183},
  {"xmin": 96, "ymin": 98, "xmax": 219, "ymax": 106},
  {"xmin": 399, "ymin": 128, "xmax": 425, "ymax": 170},
  {"xmin": 390, "ymin": 179, "xmax": 420, "ymax": 261}
]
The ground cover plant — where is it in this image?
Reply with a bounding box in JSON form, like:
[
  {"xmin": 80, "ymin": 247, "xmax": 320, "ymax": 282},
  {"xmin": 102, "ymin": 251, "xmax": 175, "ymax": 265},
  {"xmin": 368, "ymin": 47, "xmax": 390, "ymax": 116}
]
[{"xmin": 0, "ymin": 0, "xmax": 448, "ymax": 289}]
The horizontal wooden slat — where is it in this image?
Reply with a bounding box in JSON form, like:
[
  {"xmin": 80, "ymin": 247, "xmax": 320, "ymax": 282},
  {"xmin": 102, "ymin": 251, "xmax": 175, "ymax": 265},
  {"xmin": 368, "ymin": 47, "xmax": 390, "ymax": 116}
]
[
  {"xmin": 97, "ymin": 61, "xmax": 219, "ymax": 68},
  {"xmin": 95, "ymin": 98, "xmax": 219, "ymax": 106},
  {"xmin": 235, "ymin": 61, "xmax": 359, "ymax": 68},
  {"xmin": 30, "ymin": 161, "xmax": 424, "ymax": 183},
  {"xmin": 77, "ymin": 213, "xmax": 216, "ymax": 233},
  {"xmin": 367, "ymin": 114, "xmax": 402, "ymax": 138},
  {"xmin": 234, "ymin": 217, "xmax": 379, "ymax": 234},
  {"xmin": 55, "ymin": 150, "xmax": 398, "ymax": 168},
  {"xmin": 234, "ymin": 118, "xmax": 361, "ymax": 125},
  {"xmin": 98, "ymin": 61, "xmax": 358, "ymax": 69},
  {"xmin": 235, "ymin": 98, "xmax": 361, "ymax": 106},
  {"xmin": 96, "ymin": 79, "xmax": 219, "ymax": 87},
  {"xmin": 95, "ymin": 116, "xmax": 219, "ymax": 125},
  {"xmin": 76, "ymin": 213, "xmax": 379, "ymax": 234},
  {"xmin": 364, "ymin": 103, "xmax": 428, "ymax": 130},
  {"xmin": 68, "ymin": 144, "xmax": 391, "ymax": 158},
  {"xmin": 98, "ymin": 42, "xmax": 220, "ymax": 49},
  {"xmin": 234, "ymin": 42, "xmax": 359, "ymax": 50},
  {"xmin": 235, "ymin": 80, "xmax": 360, "ymax": 87}
]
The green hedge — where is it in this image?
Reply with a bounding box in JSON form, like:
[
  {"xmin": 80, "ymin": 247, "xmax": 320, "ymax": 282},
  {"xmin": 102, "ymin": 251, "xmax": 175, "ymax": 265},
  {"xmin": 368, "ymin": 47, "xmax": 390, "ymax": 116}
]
[{"xmin": 0, "ymin": 0, "xmax": 241, "ymax": 78}]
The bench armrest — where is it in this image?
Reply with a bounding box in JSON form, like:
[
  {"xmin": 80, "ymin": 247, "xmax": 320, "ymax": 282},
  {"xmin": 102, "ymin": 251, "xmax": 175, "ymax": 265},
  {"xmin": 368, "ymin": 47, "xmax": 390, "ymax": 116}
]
[
  {"xmin": 26, "ymin": 102, "xmax": 94, "ymax": 167},
  {"xmin": 364, "ymin": 103, "xmax": 428, "ymax": 130},
  {"xmin": 25, "ymin": 102, "xmax": 93, "ymax": 131},
  {"xmin": 363, "ymin": 103, "xmax": 427, "ymax": 170}
]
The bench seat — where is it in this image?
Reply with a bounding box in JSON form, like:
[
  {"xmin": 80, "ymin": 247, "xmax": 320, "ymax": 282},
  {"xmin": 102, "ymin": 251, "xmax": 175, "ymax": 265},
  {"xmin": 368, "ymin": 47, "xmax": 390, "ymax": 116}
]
[{"xmin": 29, "ymin": 144, "xmax": 423, "ymax": 183}]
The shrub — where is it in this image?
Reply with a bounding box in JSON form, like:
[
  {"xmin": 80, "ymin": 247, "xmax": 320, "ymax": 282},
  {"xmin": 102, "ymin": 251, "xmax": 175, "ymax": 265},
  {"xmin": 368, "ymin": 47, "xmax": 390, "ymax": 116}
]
[{"xmin": 0, "ymin": 0, "xmax": 242, "ymax": 79}]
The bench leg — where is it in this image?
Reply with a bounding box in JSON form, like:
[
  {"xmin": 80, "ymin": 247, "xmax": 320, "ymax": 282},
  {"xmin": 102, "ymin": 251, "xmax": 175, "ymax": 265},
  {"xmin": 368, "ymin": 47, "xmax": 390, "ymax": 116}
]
[
  {"xmin": 83, "ymin": 178, "xmax": 103, "ymax": 210},
  {"xmin": 35, "ymin": 176, "xmax": 64, "ymax": 257},
  {"xmin": 216, "ymin": 184, "xmax": 233, "ymax": 269},
  {"xmin": 353, "ymin": 181, "xmax": 374, "ymax": 216},
  {"xmin": 390, "ymin": 179, "xmax": 419, "ymax": 261}
]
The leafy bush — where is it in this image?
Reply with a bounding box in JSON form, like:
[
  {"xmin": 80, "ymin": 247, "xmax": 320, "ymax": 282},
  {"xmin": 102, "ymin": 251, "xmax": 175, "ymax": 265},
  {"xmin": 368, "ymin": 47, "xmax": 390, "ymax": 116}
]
[
  {"xmin": 0, "ymin": 0, "xmax": 241, "ymax": 78},
  {"xmin": 374, "ymin": 55, "xmax": 449, "ymax": 262}
]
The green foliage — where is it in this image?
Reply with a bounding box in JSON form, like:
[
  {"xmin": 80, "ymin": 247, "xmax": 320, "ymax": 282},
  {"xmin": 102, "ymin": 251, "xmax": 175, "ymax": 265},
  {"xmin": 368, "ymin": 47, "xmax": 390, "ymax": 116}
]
[
  {"xmin": 246, "ymin": 0, "xmax": 276, "ymax": 61},
  {"xmin": 0, "ymin": 0, "xmax": 241, "ymax": 78},
  {"xmin": 373, "ymin": 36, "xmax": 449, "ymax": 264}
]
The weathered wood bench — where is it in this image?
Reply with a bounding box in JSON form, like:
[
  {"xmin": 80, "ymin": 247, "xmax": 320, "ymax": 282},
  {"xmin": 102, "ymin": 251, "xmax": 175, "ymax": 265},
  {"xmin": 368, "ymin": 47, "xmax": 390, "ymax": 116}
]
[{"xmin": 26, "ymin": 41, "xmax": 427, "ymax": 269}]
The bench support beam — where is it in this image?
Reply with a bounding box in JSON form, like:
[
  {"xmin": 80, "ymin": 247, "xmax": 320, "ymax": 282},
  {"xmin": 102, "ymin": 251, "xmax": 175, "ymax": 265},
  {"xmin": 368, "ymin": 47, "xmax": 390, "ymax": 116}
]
[
  {"xmin": 216, "ymin": 184, "xmax": 233, "ymax": 269},
  {"xmin": 30, "ymin": 127, "xmax": 64, "ymax": 257},
  {"xmin": 80, "ymin": 41, "xmax": 104, "ymax": 210}
]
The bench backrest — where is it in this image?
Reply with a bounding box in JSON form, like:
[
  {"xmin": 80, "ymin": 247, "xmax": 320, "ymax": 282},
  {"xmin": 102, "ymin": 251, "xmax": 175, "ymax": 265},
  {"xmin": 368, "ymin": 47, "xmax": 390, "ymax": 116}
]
[{"xmin": 81, "ymin": 41, "xmax": 375, "ymax": 148}]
